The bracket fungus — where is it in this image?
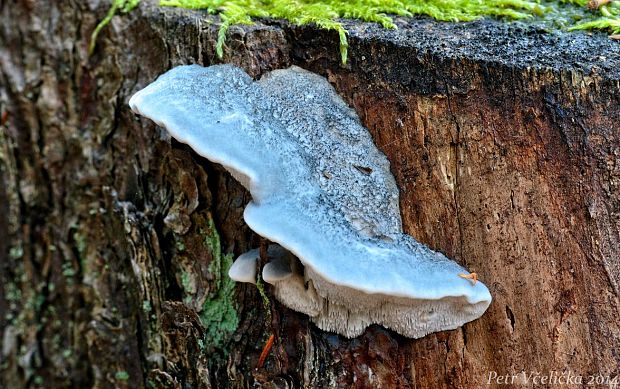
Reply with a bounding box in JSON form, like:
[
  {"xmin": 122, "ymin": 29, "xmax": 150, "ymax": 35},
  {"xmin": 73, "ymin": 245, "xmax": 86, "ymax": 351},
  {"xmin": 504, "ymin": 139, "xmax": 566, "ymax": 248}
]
[{"xmin": 129, "ymin": 64, "xmax": 492, "ymax": 338}]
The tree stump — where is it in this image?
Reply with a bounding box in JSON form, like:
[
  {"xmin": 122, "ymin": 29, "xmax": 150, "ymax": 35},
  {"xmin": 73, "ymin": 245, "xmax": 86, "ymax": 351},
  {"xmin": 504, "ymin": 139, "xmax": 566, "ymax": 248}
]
[{"xmin": 1, "ymin": 1, "xmax": 619, "ymax": 387}]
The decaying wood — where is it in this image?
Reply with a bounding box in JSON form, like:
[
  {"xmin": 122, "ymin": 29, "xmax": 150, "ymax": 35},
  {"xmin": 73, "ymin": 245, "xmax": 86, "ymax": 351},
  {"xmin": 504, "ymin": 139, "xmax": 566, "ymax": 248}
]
[{"xmin": 1, "ymin": 0, "xmax": 619, "ymax": 387}]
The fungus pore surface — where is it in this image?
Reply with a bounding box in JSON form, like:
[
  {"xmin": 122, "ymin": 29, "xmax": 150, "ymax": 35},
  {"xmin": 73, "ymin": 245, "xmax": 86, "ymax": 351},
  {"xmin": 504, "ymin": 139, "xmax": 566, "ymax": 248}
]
[{"xmin": 129, "ymin": 64, "xmax": 492, "ymax": 338}]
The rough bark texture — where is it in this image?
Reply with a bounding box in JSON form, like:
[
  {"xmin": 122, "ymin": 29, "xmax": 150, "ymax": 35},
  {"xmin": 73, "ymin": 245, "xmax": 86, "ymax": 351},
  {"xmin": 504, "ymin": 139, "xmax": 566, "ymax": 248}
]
[{"xmin": 1, "ymin": 1, "xmax": 619, "ymax": 388}]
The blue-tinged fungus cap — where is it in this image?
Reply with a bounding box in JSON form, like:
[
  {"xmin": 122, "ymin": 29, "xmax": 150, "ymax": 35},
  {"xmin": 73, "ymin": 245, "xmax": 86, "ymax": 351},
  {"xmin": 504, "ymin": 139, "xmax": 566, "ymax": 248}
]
[{"xmin": 129, "ymin": 64, "xmax": 492, "ymax": 338}]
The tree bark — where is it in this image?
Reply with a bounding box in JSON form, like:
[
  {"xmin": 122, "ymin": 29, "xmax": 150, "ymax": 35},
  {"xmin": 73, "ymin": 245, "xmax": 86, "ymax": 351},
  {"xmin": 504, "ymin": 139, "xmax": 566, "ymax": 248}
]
[{"xmin": 1, "ymin": 1, "xmax": 619, "ymax": 388}]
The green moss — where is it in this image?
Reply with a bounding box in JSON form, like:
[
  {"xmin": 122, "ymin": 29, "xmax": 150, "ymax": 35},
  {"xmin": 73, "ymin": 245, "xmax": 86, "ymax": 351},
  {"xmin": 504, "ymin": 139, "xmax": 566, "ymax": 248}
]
[
  {"xmin": 92, "ymin": 0, "xmax": 619, "ymax": 62},
  {"xmin": 161, "ymin": 0, "xmax": 550, "ymax": 63},
  {"xmin": 197, "ymin": 217, "xmax": 239, "ymax": 351},
  {"xmin": 569, "ymin": 5, "xmax": 620, "ymax": 33},
  {"xmin": 89, "ymin": 0, "xmax": 141, "ymax": 55}
]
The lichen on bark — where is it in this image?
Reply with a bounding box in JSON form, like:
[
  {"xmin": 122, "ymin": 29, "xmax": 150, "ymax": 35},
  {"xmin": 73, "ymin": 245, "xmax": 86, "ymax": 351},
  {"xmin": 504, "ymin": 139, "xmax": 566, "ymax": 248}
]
[{"xmin": 198, "ymin": 218, "xmax": 239, "ymax": 351}]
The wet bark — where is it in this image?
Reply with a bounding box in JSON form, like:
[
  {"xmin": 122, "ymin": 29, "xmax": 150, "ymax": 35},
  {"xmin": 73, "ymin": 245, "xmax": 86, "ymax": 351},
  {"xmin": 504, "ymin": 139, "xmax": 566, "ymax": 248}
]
[{"xmin": 1, "ymin": 1, "xmax": 619, "ymax": 388}]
